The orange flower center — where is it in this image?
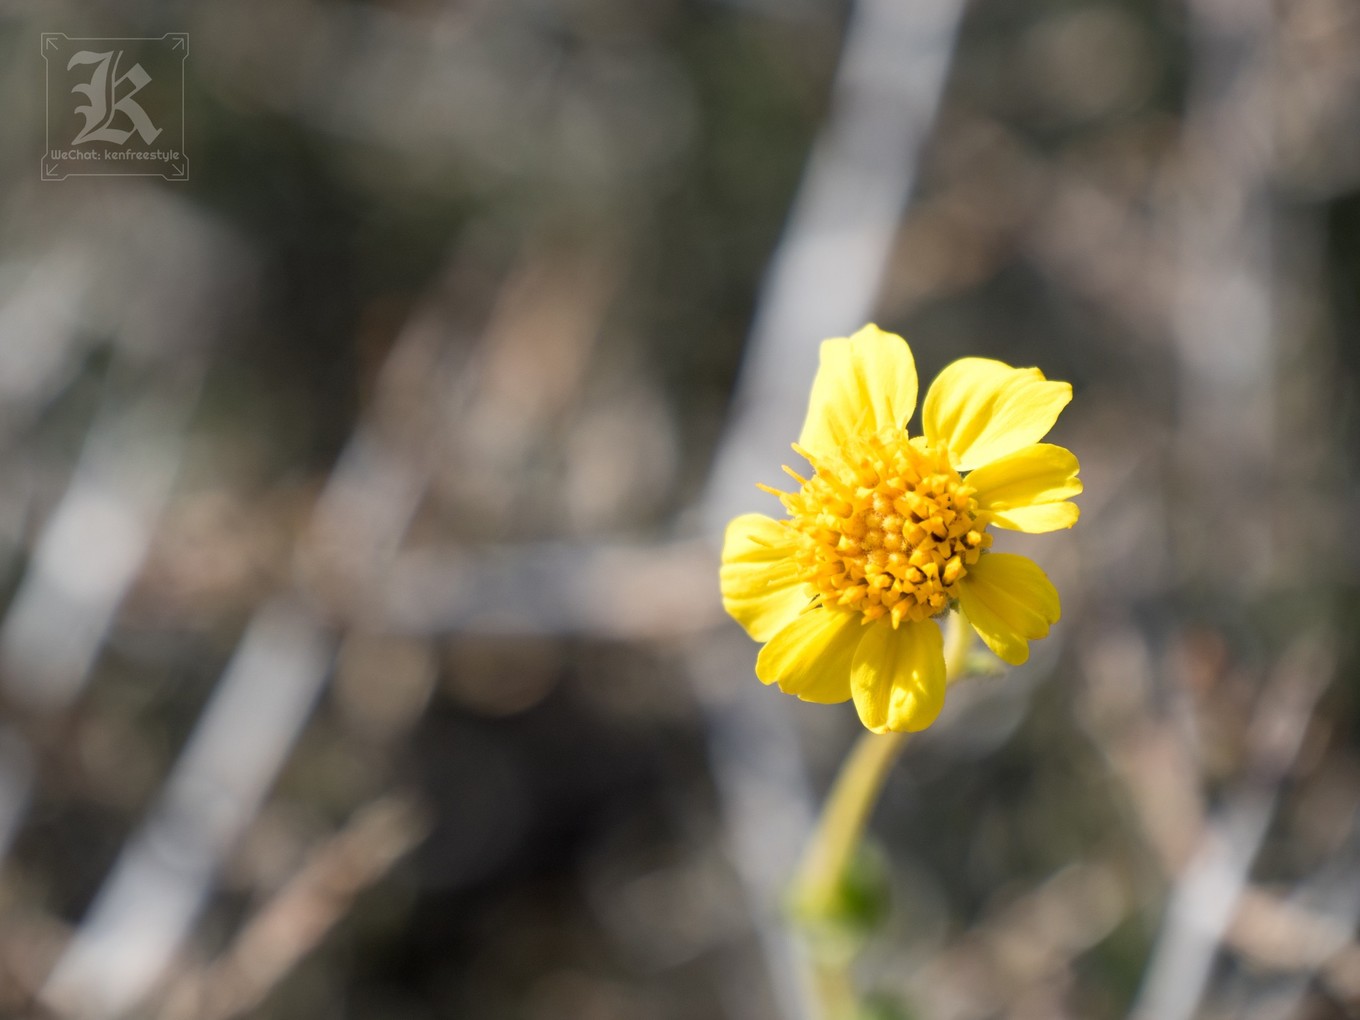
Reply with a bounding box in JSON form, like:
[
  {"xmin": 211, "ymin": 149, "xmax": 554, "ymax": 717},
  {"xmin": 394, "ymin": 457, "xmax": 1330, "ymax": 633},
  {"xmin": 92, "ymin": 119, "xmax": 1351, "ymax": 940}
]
[{"xmin": 779, "ymin": 430, "xmax": 992, "ymax": 627}]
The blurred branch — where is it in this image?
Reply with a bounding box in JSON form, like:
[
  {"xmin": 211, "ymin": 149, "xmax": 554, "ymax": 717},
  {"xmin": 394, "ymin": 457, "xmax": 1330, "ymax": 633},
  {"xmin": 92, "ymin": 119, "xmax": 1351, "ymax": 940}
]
[
  {"xmin": 703, "ymin": 0, "xmax": 967, "ymax": 534},
  {"xmin": 39, "ymin": 598, "xmax": 333, "ymax": 1020},
  {"xmin": 689, "ymin": 1, "xmax": 968, "ymax": 1017},
  {"xmin": 1130, "ymin": 634, "xmax": 1336, "ymax": 1020},
  {"xmin": 915, "ymin": 862, "xmax": 1127, "ymax": 1019},
  {"xmin": 376, "ymin": 538, "xmax": 717, "ymax": 639},
  {"xmin": 1168, "ymin": 0, "xmax": 1278, "ymax": 589},
  {"xmin": 159, "ymin": 797, "xmax": 429, "ymax": 1020},
  {"xmin": 1229, "ymin": 884, "xmax": 1360, "ymax": 974},
  {"xmin": 34, "ymin": 256, "xmax": 489, "ymax": 1019},
  {"xmin": 29, "ymin": 225, "xmax": 638, "ymax": 1017},
  {"xmin": 0, "ymin": 382, "xmax": 201, "ymax": 711}
]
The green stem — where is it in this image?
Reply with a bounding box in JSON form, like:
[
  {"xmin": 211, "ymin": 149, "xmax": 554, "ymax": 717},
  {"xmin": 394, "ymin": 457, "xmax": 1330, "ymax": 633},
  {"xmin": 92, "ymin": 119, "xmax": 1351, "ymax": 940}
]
[
  {"xmin": 792, "ymin": 611, "xmax": 975, "ymax": 1019},
  {"xmin": 796, "ymin": 725, "xmax": 908, "ymax": 922}
]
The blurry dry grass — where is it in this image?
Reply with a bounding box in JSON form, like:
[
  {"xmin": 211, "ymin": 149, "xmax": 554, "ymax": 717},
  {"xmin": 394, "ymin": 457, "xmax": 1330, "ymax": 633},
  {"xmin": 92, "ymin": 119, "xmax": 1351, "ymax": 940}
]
[{"xmin": 0, "ymin": 0, "xmax": 1355, "ymax": 1019}]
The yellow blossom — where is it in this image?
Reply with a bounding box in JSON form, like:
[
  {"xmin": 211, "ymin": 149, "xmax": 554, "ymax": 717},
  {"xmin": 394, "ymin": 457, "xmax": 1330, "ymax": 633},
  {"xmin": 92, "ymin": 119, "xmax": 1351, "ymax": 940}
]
[{"xmin": 721, "ymin": 325, "xmax": 1080, "ymax": 733}]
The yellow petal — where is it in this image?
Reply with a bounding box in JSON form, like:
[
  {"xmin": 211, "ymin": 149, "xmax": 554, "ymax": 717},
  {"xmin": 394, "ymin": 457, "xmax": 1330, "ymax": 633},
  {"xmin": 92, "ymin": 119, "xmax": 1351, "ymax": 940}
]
[
  {"xmin": 798, "ymin": 325, "xmax": 918, "ymax": 461},
  {"xmin": 968, "ymin": 443, "xmax": 1082, "ymax": 533},
  {"xmin": 985, "ymin": 502, "xmax": 1080, "ymax": 533},
  {"xmin": 957, "ymin": 553, "xmax": 1061, "ymax": 666},
  {"xmin": 849, "ymin": 617, "xmax": 946, "ymax": 733},
  {"xmin": 755, "ymin": 606, "xmax": 860, "ymax": 704},
  {"xmin": 721, "ymin": 514, "xmax": 811, "ymax": 641},
  {"xmin": 922, "ymin": 358, "xmax": 1072, "ymax": 471}
]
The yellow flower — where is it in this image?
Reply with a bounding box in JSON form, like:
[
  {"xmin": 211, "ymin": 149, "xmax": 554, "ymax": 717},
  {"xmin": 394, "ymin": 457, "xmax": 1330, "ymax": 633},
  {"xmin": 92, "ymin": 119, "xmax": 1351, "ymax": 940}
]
[{"xmin": 721, "ymin": 325, "xmax": 1080, "ymax": 734}]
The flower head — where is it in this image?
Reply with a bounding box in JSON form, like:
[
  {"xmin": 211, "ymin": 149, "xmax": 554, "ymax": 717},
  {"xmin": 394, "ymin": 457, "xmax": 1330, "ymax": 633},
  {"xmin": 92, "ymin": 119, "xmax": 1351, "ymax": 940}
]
[{"xmin": 721, "ymin": 325, "xmax": 1080, "ymax": 733}]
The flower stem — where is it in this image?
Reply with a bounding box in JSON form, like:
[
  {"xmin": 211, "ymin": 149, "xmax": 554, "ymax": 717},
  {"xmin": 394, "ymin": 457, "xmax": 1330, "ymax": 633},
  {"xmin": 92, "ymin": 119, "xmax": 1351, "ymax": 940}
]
[
  {"xmin": 792, "ymin": 612, "xmax": 975, "ymax": 1019},
  {"xmin": 795, "ymin": 727, "xmax": 908, "ymax": 923}
]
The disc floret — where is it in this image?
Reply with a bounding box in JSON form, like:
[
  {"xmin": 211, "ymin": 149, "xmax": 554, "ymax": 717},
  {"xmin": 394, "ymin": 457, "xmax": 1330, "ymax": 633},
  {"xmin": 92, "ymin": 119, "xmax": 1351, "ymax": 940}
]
[{"xmin": 775, "ymin": 430, "xmax": 992, "ymax": 628}]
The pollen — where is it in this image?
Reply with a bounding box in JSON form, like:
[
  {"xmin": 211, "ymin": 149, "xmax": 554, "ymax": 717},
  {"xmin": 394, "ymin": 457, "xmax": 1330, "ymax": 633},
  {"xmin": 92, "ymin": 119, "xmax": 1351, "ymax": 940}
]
[{"xmin": 776, "ymin": 430, "xmax": 992, "ymax": 628}]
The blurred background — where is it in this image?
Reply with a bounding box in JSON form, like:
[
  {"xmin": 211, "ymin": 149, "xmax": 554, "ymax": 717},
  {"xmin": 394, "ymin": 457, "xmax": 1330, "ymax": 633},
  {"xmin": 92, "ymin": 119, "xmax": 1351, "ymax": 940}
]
[{"xmin": 1, "ymin": 0, "xmax": 1358, "ymax": 1018}]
